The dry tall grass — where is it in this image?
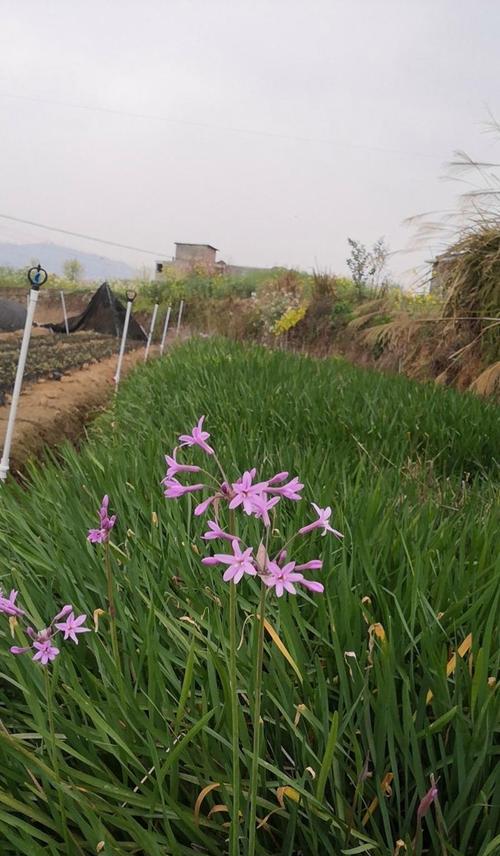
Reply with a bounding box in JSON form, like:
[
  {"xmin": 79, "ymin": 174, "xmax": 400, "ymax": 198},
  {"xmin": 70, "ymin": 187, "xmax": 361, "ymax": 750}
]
[{"xmin": 442, "ymin": 225, "xmax": 500, "ymax": 322}]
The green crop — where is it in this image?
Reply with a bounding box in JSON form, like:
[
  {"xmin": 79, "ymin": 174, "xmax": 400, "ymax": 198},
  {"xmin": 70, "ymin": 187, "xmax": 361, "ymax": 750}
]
[
  {"xmin": 0, "ymin": 338, "xmax": 498, "ymax": 854},
  {"xmin": 0, "ymin": 333, "xmax": 138, "ymax": 395}
]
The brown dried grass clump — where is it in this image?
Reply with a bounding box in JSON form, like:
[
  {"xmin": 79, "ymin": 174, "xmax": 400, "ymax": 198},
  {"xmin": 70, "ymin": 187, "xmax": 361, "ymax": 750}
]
[
  {"xmin": 345, "ymin": 299, "xmax": 394, "ymax": 334},
  {"xmin": 443, "ymin": 224, "xmax": 500, "ymax": 322},
  {"xmin": 469, "ymin": 360, "xmax": 500, "ymax": 398},
  {"xmin": 346, "ymin": 312, "xmax": 382, "ymax": 332},
  {"xmin": 311, "ymin": 271, "xmax": 337, "ymax": 299},
  {"xmin": 359, "ymin": 312, "xmax": 416, "ymax": 351},
  {"xmin": 350, "ymin": 298, "xmax": 389, "ymax": 318}
]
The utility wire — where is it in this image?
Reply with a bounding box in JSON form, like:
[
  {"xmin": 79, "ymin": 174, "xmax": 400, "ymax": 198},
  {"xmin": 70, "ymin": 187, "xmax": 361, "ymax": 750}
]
[
  {"xmin": 0, "ymin": 213, "xmax": 168, "ymax": 257},
  {"xmin": 0, "ymin": 91, "xmax": 442, "ymax": 162}
]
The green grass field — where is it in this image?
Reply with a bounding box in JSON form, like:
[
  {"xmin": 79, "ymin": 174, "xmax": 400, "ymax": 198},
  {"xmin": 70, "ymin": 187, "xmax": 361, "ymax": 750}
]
[{"xmin": 0, "ymin": 338, "xmax": 498, "ymax": 855}]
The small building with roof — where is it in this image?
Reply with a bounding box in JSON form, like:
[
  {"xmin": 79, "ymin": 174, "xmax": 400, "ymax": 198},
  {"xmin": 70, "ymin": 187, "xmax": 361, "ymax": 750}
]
[
  {"xmin": 155, "ymin": 243, "xmax": 219, "ymax": 276},
  {"xmin": 155, "ymin": 242, "xmax": 275, "ymax": 279}
]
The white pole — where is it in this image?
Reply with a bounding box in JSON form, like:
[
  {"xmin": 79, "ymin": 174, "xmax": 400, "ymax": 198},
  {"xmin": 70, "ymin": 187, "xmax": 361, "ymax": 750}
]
[
  {"xmin": 114, "ymin": 291, "xmax": 135, "ymax": 389},
  {"xmin": 60, "ymin": 290, "xmax": 69, "ymax": 335},
  {"xmin": 0, "ymin": 266, "xmax": 47, "ymax": 482},
  {"xmin": 144, "ymin": 302, "xmax": 159, "ymax": 362},
  {"xmin": 176, "ymin": 299, "xmax": 184, "ymax": 336},
  {"xmin": 159, "ymin": 305, "xmax": 171, "ymax": 356}
]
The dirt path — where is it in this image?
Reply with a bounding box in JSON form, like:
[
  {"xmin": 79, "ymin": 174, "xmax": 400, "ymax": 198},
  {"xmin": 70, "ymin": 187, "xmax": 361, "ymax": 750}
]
[{"xmin": 0, "ymin": 345, "xmax": 155, "ymax": 475}]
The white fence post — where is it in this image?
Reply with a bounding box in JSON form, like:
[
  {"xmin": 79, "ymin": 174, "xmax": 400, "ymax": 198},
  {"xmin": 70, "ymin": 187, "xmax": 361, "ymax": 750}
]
[
  {"xmin": 114, "ymin": 290, "xmax": 136, "ymax": 390},
  {"xmin": 159, "ymin": 305, "xmax": 171, "ymax": 356},
  {"xmin": 0, "ymin": 265, "xmax": 47, "ymax": 483},
  {"xmin": 176, "ymin": 299, "xmax": 184, "ymax": 336},
  {"xmin": 60, "ymin": 290, "xmax": 70, "ymax": 335},
  {"xmin": 144, "ymin": 303, "xmax": 159, "ymax": 362}
]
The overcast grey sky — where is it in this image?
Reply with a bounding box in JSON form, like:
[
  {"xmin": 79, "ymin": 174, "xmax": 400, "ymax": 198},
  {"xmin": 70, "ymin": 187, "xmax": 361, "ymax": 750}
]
[{"xmin": 1, "ymin": 0, "xmax": 499, "ymax": 283}]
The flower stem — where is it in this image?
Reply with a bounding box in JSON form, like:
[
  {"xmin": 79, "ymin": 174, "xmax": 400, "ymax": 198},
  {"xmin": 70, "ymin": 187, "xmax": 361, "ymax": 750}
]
[
  {"xmin": 104, "ymin": 542, "xmax": 121, "ymax": 675},
  {"xmin": 44, "ymin": 668, "xmax": 71, "ymax": 852},
  {"xmin": 213, "ymin": 452, "xmax": 230, "ymax": 486},
  {"xmin": 229, "ymin": 580, "xmax": 240, "ymax": 855},
  {"xmin": 271, "ymin": 529, "xmax": 300, "ymax": 563},
  {"xmin": 199, "ymin": 467, "xmax": 222, "ymax": 487},
  {"xmin": 247, "ymin": 582, "xmax": 267, "ymax": 856}
]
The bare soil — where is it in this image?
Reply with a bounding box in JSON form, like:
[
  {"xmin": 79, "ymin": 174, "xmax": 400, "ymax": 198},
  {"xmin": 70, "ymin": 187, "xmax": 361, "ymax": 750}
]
[
  {"xmin": 0, "ymin": 286, "xmax": 183, "ymax": 474},
  {"xmin": 0, "ymin": 346, "xmax": 146, "ymax": 475},
  {"xmin": 0, "ymin": 329, "xmax": 130, "ymax": 396}
]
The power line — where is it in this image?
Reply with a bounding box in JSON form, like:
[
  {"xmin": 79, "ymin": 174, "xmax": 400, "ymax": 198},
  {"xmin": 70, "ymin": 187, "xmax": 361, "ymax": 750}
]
[
  {"xmin": 0, "ymin": 91, "xmax": 443, "ymax": 162},
  {"xmin": 0, "ymin": 213, "xmax": 168, "ymax": 257}
]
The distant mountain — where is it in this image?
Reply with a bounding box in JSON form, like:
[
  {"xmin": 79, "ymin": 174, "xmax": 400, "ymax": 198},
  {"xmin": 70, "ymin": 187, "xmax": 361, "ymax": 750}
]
[{"xmin": 0, "ymin": 243, "xmax": 137, "ymax": 280}]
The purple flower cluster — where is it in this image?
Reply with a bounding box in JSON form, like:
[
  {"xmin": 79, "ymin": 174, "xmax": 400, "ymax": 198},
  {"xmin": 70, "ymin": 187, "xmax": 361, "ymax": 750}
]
[
  {"xmin": 201, "ymin": 540, "xmax": 329, "ymax": 597},
  {"xmin": 0, "ymin": 595, "xmax": 91, "ymax": 666},
  {"xmin": 163, "ymin": 416, "xmax": 344, "ymax": 598},
  {"xmin": 87, "ymin": 495, "xmax": 116, "ymax": 544},
  {"xmin": 0, "ymin": 589, "xmax": 24, "ymax": 617}
]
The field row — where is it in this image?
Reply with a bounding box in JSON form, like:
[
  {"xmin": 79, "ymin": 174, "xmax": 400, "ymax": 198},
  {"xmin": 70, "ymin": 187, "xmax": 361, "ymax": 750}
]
[
  {"xmin": 0, "ymin": 332, "xmax": 137, "ymax": 395},
  {"xmin": 0, "ymin": 339, "xmax": 498, "ymax": 855}
]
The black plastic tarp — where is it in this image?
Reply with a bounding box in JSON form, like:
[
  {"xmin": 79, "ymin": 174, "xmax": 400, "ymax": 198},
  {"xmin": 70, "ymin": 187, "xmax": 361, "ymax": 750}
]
[
  {"xmin": 44, "ymin": 282, "xmax": 146, "ymax": 340},
  {"xmin": 0, "ymin": 298, "xmax": 27, "ymax": 332}
]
